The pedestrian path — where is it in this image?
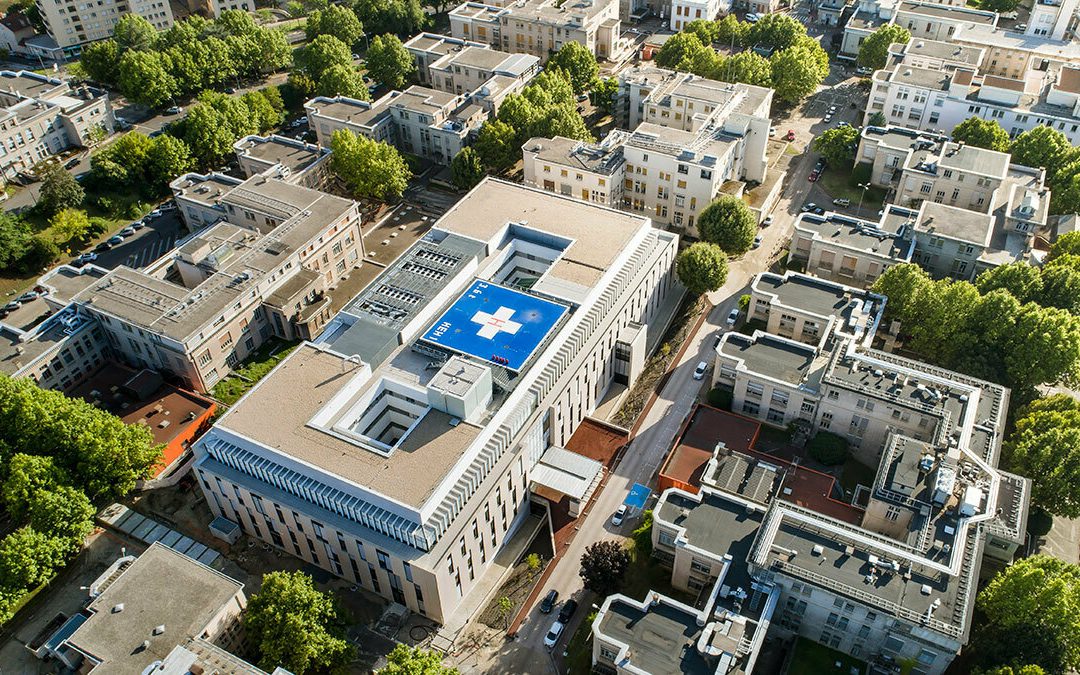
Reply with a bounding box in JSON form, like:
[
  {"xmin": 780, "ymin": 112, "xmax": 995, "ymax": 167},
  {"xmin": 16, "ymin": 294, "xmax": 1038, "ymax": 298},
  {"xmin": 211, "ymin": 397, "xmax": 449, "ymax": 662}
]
[{"xmin": 97, "ymin": 503, "xmax": 221, "ymax": 567}]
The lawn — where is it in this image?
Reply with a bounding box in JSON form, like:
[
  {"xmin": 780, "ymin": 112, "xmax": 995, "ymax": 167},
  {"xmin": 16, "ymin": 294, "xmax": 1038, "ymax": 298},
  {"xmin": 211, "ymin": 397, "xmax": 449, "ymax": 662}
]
[
  {"xmin": 787, "ymin": 636, "xmax": 867, "ymax": 675},
  {"xmin": 818, "ymin": 162, "xmax": 886, "ymax": 211},
  {"xmin": 211, "ymin": 339, "xmax": 299, "ymax": 406}
]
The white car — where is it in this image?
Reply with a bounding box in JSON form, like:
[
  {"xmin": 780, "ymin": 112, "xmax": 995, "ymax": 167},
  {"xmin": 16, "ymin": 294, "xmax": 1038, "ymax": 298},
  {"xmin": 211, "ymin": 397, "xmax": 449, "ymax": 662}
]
[
  {"xmin": 745, "ymin": 12, "xmax": 761, "ymax": 22},
  {"xmin": 543, "ymin": 620, "xmax": 565, "ymax": 649},
  {"xmin": 611, "ymin": 504, "xmax": 627, "ymax": 526},
  {"xmin": 726, "ymin": 308, "xmax": 740, "ymax": 327},
  {"xmin": 693, "ymin": 361, "xmax": 708, "ymax": 380}
]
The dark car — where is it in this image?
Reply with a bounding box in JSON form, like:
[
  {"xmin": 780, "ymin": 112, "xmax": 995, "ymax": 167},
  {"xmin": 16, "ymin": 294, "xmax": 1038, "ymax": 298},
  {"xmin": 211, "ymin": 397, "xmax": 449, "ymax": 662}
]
[
  {"xmin": 540, "ymin": 589, "xmax": 559, "ymax": 614},
  {"xmin": 95, "ymin": 241, "xmax": 113, "ymax": 252},
  {"xmin": 558, "ymin": 599, "xmax": 578, "ymax": 623}
]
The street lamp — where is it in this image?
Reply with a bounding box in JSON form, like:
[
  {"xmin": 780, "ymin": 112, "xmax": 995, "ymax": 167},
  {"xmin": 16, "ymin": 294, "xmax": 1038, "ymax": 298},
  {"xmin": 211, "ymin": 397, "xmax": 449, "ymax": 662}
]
[{"xmin": 856, "ymin": 182, "xmax": 871, "ymax": 215}]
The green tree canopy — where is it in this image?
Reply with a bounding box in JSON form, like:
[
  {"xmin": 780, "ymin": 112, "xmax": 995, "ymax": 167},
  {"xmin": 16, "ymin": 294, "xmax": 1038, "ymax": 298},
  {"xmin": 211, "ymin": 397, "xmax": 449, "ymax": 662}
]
[
  {"xmin": 1004, "ymin": 303, "xmax": 1080, "ymax": 396},
  {"xmin": 716, "ymin": 50, "xmax": 771, "ymax": 87},
  {"xmin": 80, "ymin": 39, "xmax": 121, "ymax": 85},
  {"xmin": 316, "ymin": 63, "xmax": 370, "ymax": 99},
  {"xmin": 244, "ymin": 571, "xmax": 354, "ymax": 674},
  {"xmin": 579, "ymin": 540, "xmax": 631, "ymax": 597},
  {"xmin": 1050, "ymin": 231, "xmax": 1080, "ymax": 260},
  {"xmin": 475, "ymin": 120, "xmax": 519, "ymax": 172},
  {"xmin": 547, "ymin": 41, "xmax": 598, "ymax": 94},
  {"xmin": 1040, "ymin": 254, "xmax": 1080, "ymax": 313},
  {"xmin": 329, "ymin": 129, "xmax": 411, "ymax": 201},
  {"xmin": 683, "ymin": 19, "xmax": 719, "ymax": 45},
  {"xmin": 870, "ymin": 262, "xmax": 932, "ymax": 322},
  {"xmin": 812, "ymin": 125, "xmax": 860, "ymax": 167},
  {"xmin": 450, "ymin": 146, "xmax": 485, "ymax": 190},
  {"xmin": 298, "ymin": 34, "xmax": 353, "ymax": 82},
  {"xmin": 353, "ymin": 0, "xmax": 427, "ymax": 36},
  {"xmin": 2, "ymin": 453, "xmax": 67, "ymax": 520},
  {"xmin": 857, "ymin": 24, "xmax": 911, "ymax": 70},
  {"xmin": 655, "ymin": 32, "xmax": 711, "ymax": 71},
  {"xmin": 146, "ymin": 134, "xmax": 195, "ymax": 189},
  {"xmin": 0, "ymin": 527, "xmax": 66, "ymax": 590},
  {"xmin": 747, "ymin": 13, "xmax": 805, "ymax": 51},
  {"xmin": 975, "ymin": 262, "xmax": 1044, "ymax": 303},
  {"xmin": 976, "ymin": 555, "xmax": 1080, "ymax": 673},
  {"xmin": 904, "ymin": 279, "xmax": 980, "ymax": 366},
  {"xmin": 867, "ymin": 111, "xmax": 887, "ymax": 127},
  {"xmin": 38, "ymin": 164, "xmax": 84, "ymax": 217},
  {"xmin": 113, "ymin": 14, "xmax": 157, "ymax": 51},
  {"xmin": 676, "ymin": 242, "xmax": 729, "ymax": 295},
  {"xmin": 715, "ymin": 15, "xmax": 748, "ymax": 47},
  {"xmin": 117, "ymin": 50, "xmax": 177, "ymax": 108},
  {"xmin": 26, "ymin": 485, "xmax": 95, "ymax": 548},
  {"xmin": 305, "ymin": 4, "xmax": 364, "ymax": 47},
  {"xmin": 589, "ymin": 76, "xmax": 618, "ymax": 114},
  {"xmin": 378, "ymin": 644, "xmax": 459, "ymax": 674},
  {"xmin": 770, "ymin": 43, "xmax": 826, "ymax": 103},
  {"xmin": 1010, "ymin": 125, "xmax": 1073, "ymax": 176},
  {"xmin": 697, "ymin": 195, "xmax": 757, "ymax": 254},
  {"xmin": 49, "ymin": 209, "xmax": 92, "ymax": 247},
  {"xmin": 952, "ymin": 117, "xmax": 1010, "ymax": 152},
  {"xmin": 365, "ymin": 33, "xmax": 416, "ymax": 89}
]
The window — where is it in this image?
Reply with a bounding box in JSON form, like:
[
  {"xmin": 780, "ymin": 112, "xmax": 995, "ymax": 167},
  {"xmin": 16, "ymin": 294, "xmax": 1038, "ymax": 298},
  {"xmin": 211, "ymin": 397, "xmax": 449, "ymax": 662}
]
[
  {"xmin": 376, "ymin": 549, "xmax": 391, "ymax": 570},
  {"xmin": 198, "ymin": 349, "xmax": 212, "ymax": 366},
  {"xmin": 219, "ymin": 332, "xmax": 233, "ymax": 350}
]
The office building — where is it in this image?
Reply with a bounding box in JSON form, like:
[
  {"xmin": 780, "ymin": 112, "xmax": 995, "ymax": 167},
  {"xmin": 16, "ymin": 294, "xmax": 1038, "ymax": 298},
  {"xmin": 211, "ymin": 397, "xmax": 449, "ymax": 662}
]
[
  {"xmin": 404, "ymin": 33, "xmax": 540, "ymax": 111},
  {"xmin": 233, "ymin": 133, "xmax": 331, "ymax": 188},
  {"xmin": 190, "ymin": 178, "xmax": 680, "ymax": 624},
  {"xmin": 840, "ymin": 0, "xmax": 997, "ymax": 59}
]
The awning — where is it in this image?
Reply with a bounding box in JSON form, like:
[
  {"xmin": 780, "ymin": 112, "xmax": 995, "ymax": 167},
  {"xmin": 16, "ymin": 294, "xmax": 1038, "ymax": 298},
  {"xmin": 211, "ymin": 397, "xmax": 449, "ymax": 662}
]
[{"xmin": 530, "ymin": 446, "xmax": 604, "ymax": 501}]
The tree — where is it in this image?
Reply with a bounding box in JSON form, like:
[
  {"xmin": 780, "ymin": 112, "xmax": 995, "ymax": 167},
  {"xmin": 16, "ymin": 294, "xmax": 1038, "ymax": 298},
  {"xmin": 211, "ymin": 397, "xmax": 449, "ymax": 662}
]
[
  {"xmin": 526, "ymin": 553, "xmax": 541, "ymax": 575},
  {"xmin": 1050, "ymin": 232, "xmax": 1080, "ymax": 260},
  {"xmin": 49, "ymin": 209, "xmax": 92, "ymax": 247},
  {"xmin": 1004, "ymin": 398, "xmax": 1080, "ymax": 517},
  {"xmin": 1050, "ymin": 164, "xmax": 1080, "ymax": 215},
  {"xmin": 807, "ymin": 432, "xmax": 848, "ymax": 465},
  {"xmin": 716, "ymin": 50, "xmax": 771, "ymax": 87},
  {"xmin": 975, "ymin": 667, "xmax": 1046, "ymax": 675},
  {"xmin": 244, "ymin": 571, "xmax": 353, "ymax": 674},
  {"xmin": 253, "ymin": 28, "xmax": 293, "ymax": 74},
  {"xmin": 697, "ymin": 195, "xmax": 757, "ymax": 254},
  {"xmin": 329, "ymin": 129, "xmax": 411, "ymax": 201},
  {"xmin": 769, "ymin": 44, "xmax": 826, "ymax": 104},
  {"xmin": 715, "ymin": 15, "xmax": 748, "ymax": 48},
  {"xmin": 979, "ymin": 0, "xmax": 1020, "ymax": 9},
  {"xmin": 975, "ymin": 262, "xmax": 1043, "ymax": 303},
  {"xmin": 298, "ymin": 34, "xmax": 353, "ymax": 82},
  {"xmin": 118, "ymin": 50, "xmax": 177, "ymax": 108},
  {"xmin": 91, "ymin": 131, "xmax": 154, "ymax": 186},
  {"xmin": 589, "ymin": 76, "xmax": 618, "ymax": 114},
  {"xmin": 146, "ymin": 134, "xmax": 195, "ymax": 189},
  {"xmin": 857, "ymin": 25, "xmax": 911, "ymax": 70},
  {"xmin": 305, "ymin": 5, "xmax": 364, "ymax": 47},
  {"xmin": 497, "ymin": 595, "xmax": 513, "ymax": 628},
  {"xmin": 0, "ymin": 527, "xmax": 66, "ymax": 590},
  {"xmin": 365, "ymin": 34, "xmax": 415, "ymax": 89},
  {"xmin": 976, "ymin": 555, "xmax": 1080, "ymax": 673},
  {"xmin": 450, "ymin": 146, "xmax": 485, "ymax": 190},
  {"xmin": 1040, "ymin": 254, "xmax": 1080, "ymax": 313},
  {"xmin": 26, "ymin": 485, "xmax": 95, "ymax": 547},
  {"xmin": 316, "ymin": 63, "xmax": 369, "ymax": 99},
  {"xmin": 868, "ymin": 111, "xmax": 887, "ymax": 127},
  {"xmin": 683, "ymin": 19, "xmax": 719, "ymax": 45},
  {"xmin": 676, "ymin": 243, "xmax": 729, "ymax": 295},
  {"xmin": 870, "ymin": 263, "xmax": 932, "ymax": 323},
  {"xmin": 354, "ymin": 0, "xmax": 427, "ymax": 36},
  {"xmin": 2, "ymin": 453, "xmax": 67, "ymax": 520},
  {"xmin": 533, "ymin": 105, "xmax": 591, "ymax": 141},
  {"xmin": 747, "ymin": 13, "xmax": 805, "ymax": 51},
  {"xmin": 0, "ymin": 216, "xmax": 35, "ymax": 274},
  {"xmin": 475, "ymin": 120, "xmax": 519, "ymax": 172},
  {"xmin": 904, "ymin": 279, "xmax": 980, "ymax": 366},
  {"xmin": 812, "ymin": 125, "xmax": 860, "ymax": 167},
  {"xmin": 184, "ymin": 104, "xmax": 240, "ymax": 166},
  {"xmin": 952, "ymin": 117, "xmax": 1010, "ymax": 152},
  {"xmin": 379, "ymin": 644, "xmax": 459, "ymax": 674},
  {"xmin": 38, "ymin": 164, "xmax": 85, "ymax": 217},
  {"xmin": 1003, "ymin": 303, "xmax": 1080, "ymax": 396},
  {"xmin": 547, "ymin": 42, "xmax": 598, "ymax": 94},
  {"xmin": 1010, "ymin": 125, "xmax": 1073, "ymax": 176},
  {"xmin": 631, "ymin": 509, "xmax": 652, "ymax": 556},
  {"xmin": 579, "ymin": 540, "xmax": 630, "ymax": 598},
  {"xmin": 80, "ymin": 39, "xmax": 121, "ymax": 85},
  {"xmin": 216, "ymin": 8, "xmax": 258, "ymax": 37},
  {"xmin": 655, "ymin": 32, "xmax": 710, "ymax": 71},
  {"xmin": 113, "ymin": 14, "xmax": 157, "ymax": 51}
]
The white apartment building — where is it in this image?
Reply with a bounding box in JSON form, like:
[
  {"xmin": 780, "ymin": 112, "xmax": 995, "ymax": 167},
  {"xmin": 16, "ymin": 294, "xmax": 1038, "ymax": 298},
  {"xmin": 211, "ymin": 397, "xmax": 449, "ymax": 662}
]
[
  {"xmin": 669, "ymin": 0, "xmax": 730, "ymax": 31},
  {"xmin": 448, "ymin": 0, "xmax": 628, "ymax": 61},
  {"xmin": 0, "ymin": 70, "xmax": 113, "ymax": 179},
  {"xmin": 305, "ymin": 86, "xmax": 488, "ymax": 166},
  {"xmin": 404, "ymin": 33, "xmax": 540, "ymax": 112},
  {"xmin": 950, "ymin": 26, "xmax": 1080, "ymax": 80},
  {"xmin": 789, "ymin": 208, "xmax": 916, "ymax": 287},
  {"xmin": 34, "ymin": 0, "xmax": 174, "ymax": 54},
  {"xmin": 865, "ymin": 40, "xmax": 1080, "ymax": 144},
  {"xmin": 1025, "ymin": 0, "xmax": 1079, "ymax": 39},
  {"xmin": 523, "ymin": 66, "xmax": 775, "ymax": 237},
  {"xmin": 233, "ymin": 134, "xmax": 331, "ymax": 189},
  {"xmin": 840, "ymin": 0, "xmax": 997, "ymax": 59},
  {"xmin": 190, "ymin": 178, "xmax": 680, "ymax": 625}
]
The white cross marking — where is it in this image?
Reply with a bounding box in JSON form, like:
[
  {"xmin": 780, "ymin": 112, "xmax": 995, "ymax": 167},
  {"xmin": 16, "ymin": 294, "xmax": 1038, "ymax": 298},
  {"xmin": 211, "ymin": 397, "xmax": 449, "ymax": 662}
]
[{"xmin": 472, "ymin": 306, "xmax": 522, "ymax": 339}]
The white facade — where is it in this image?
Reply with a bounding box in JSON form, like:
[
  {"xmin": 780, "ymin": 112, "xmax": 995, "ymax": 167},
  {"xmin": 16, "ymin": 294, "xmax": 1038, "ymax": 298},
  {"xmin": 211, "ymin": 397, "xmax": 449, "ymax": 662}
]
[
  {"xmin": 669, "ymin": 0, "xmax": 729, "ymax": 31},
  {"xmin": 35, "ymin": 0, "xmax": 174, "ymax": 51}
]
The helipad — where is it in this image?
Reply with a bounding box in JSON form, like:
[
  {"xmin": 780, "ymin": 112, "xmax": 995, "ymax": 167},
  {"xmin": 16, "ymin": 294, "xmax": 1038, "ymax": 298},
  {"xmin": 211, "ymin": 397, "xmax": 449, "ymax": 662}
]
[{"xmin": 420, "ymin": 280, "xmax": 568, "ymax": 372}]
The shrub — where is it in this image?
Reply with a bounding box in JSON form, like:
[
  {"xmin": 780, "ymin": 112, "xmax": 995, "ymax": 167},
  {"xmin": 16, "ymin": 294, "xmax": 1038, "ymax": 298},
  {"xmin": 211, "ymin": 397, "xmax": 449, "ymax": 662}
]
[{"xmin": 807, "ymin": 431, "xmax": 848, "ymax": 465}]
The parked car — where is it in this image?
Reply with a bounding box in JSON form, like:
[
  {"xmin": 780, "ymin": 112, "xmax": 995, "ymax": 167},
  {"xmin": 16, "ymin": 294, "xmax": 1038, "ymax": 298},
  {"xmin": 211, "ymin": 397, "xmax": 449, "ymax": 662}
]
[
  {"xmin": 762, "ymin": 215, "xmax": 773, "ymax": 227},
  {"xmin": 165, "ymin": 105, "xmax": 183, "ymax": 115},
  {"xmin": 833, "ymin": 198, "xmax": 851, "ymax": 207},
  {"xmin": 785, "ymin": 129, "xmax": 795, "ymax": 141},
  {"xmin": 837, "ymin": 121, "xmax": 851, "ymax": 128},
  {"xmin": 95, "ymin": 241, "xmax": 113, "ymax": 252},
  {"xmin": 64, "ymin": 156, "xmax": 80, "ymax": 170},
  {"xmin": 73, "ymin": 252, "xmax": 97, "ymax": 266},
  {"xmin": 611, "ymin": 504, "xmax": 627, "ymax": 526},
  {"xmin": 115, "ymin": 116, "xmax": 132, "ymax": 130},
  {"xmin": 225, "ymin": 87, "xmax": 237, "ymax": 94},
  {"xmin": 107, "ymin": 235, "xmax": 125, "ymax": 246},
  {"xmin": 827, "ymin": 105, "xmax": 837, "ymax": 115},
  {"xmin": 745, "ymin": 12, "xmax": 761, "ymax": 22},
  {"xmin": 814, "ymin": 158, "xmax": 826, "ymax": 171},
  {"xmin": 16, "ymin": 291, "xmax": 39, "ymax": 303},
  {"xmin": 753, "ymin": 235, "xmax": 763, "ymax": 249},
  {"xmin": 855, "ymin": 66, "xmax": 873, "ymax": 76},
  {"xmin": 576, "ymin": 93, "xmax": 589, "ymax": 102},
  {"xmin": 118, "ymin": 226, "xmax": 136, "ymax": 237},
  {"xmin": 540, "ymin": 589, "xmax": 559, "ymax": 614},
  {"xmin": 823, "ymin": 113, "xmax": 832, "ymax": 124},
  {"xmin": 693, "ymin": 361, "xmax": 708, "ymax": 380},
  {"xmin": 3, "ymin": 300, "xmax": 21, "ymax": 312},
  {"xmin": 809, "ymin": 169, "xmax": 820, "ymax": 182},
  {"xmin": 131, "ymin": 220, "xmax": 145, "ymax": 230},
  {"xmin": 812, "ymin": 205, "xmax": 826, "ymax": 215},
  {"xmin": 150, "ymin": 208, "xmax": 162, "ymax": 218},
  {"xmin": 1015, "ymin": 22, "xmax": 1027, "ymax": 31},
  {"xmin": 768, "ymin": 126, "xmax": 777, "ymax": 137},
  {"xmin": 726, "ymin": 308, "xmax": 739, "ymax": 326},
  {"xmin": 543, "ymin": 620, "xmax": 565, "ymax": 649},
  {"xmin": 801, "ymin": 202, "xmax": 817, "ymax": 212},
  {"xmin": 559, "ymin": 599, "xmax": 579, "ymax": 624}
]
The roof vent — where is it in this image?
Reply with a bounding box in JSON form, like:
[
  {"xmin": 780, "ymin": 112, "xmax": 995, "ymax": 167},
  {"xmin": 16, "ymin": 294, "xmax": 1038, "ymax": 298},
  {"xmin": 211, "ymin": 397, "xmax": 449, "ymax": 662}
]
[
  {"xmin": 811, "ymin": 544, "xmax": 824, "ymax": 556},
  {"xmin": 153, "ymin": 625, "xmax": 165, "ymax": 635},
  {"xmin": 112, "ymin": 603, "xmax": 124, "ymax": 613},
  {"xmin": 920, "ymin": 584, "xmax": 932, "ymax": 595}
]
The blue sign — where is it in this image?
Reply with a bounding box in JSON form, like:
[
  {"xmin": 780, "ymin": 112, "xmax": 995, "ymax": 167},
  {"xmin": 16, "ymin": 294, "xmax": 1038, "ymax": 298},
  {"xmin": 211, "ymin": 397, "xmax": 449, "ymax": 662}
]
[
  {"xmin": 420, "ymin": 280, "xmax": 568, "ymax": 372},
  {"xmin": 625, "ymin": 483, "xmax": 652, "ymax": 511}
]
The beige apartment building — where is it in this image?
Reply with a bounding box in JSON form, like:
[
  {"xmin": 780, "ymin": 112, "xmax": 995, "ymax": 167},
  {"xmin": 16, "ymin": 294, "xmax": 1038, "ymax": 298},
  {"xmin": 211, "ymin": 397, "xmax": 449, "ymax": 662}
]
[
  {"xmin": 306, "ymin": 91, "xmax": 399, "ymax": 147},
  {"xmin": 233, "ymin": 133, "xmax": 331, "ymax": 188},
  {"xmin": 789, "ymin": 208, "xmax": 916, "ymax": 287},
  {"xmin": 404, "ymin": 33, "xmax": 540, "ymax": 112},
  {"xmin": 0, "ymin": 70, "xmax": 113, "ymax": 179},
  {"xmin": 448, "ymin": 0, "xmax": 627, "ymax": 61},
  {"xmin": 35, "ymin": 0, "xmax": 174, "ymax": 53}
]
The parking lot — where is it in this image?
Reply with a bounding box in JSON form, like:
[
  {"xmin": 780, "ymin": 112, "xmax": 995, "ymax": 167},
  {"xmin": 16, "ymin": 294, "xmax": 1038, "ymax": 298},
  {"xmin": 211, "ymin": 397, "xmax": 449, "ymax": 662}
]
[{"xmin": 82, "ymin": 208, "xmax": 187, "ymax": 271}]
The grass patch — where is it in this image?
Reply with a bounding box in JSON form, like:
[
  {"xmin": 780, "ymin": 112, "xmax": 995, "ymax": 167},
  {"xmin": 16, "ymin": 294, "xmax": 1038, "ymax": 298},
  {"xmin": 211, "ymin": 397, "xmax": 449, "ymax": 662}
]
[
  {"xmin": 564, "ymin": 609, "xmax": 597, "ymax": 673},
  {"xmin": 787, "ymin": 636, "xmax": 866, "ymax": 675},
  {"xmin": 817, "ymin": 162, "xmax": 886, "ymax": 211},
  {"xmin": 211, "ymin": 339, "xmax": 299, "ymax": 406}
]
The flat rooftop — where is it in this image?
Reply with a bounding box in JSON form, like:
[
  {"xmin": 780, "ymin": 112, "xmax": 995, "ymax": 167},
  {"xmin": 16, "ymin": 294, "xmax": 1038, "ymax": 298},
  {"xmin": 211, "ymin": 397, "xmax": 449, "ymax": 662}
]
[
  {"xmin": 917, "ymin": 202, "xmax": 993, "ymax": 244},
  {"xmin": 719, "ymin": 333, "xmax": 818, "ymax": 385},
  {"xmin": 0, "ymin": 69, "xmax": 64, "ymax": 99},
  {"xmin": 659, "ymin": 490, "xmax": 762, "ymax": 561},
  {"xmin": 597, "ymin": 600, "xmax": 714, "ymax": 675},
  {"xmin": 307, "ymin": 93, "xmax": 397, "ymax": 128},
  {"xmin": 754, "ymin": 272, "xmax": 865, "ymax": 320},
  {"xmin": 898, "ymin": 0, "xmax": 995, "ymax": 23},
  {"xmin": 39, "ymin": 265, "xmax": 108, "ymax": 304},
  {"xmin": 661, "ymin": 405, "xmax": 760, "ymax": 490},
  {"xmin": 901, "ymin": 39, "xmax": 983, "ymax": 66},
  {"xmin": 524, "ymin": 134, "xmax": 626, "ymax": 175},
  {"xmin": 217, "ymin": 343, "xmax": 483, "ymax": 508},
  {"xmin": 937, "ymin": 142, "xmax": 1009, "ymax": 178},
  {"xmin": 797, "ymin": 214, "xmax": 910, "ymax": 258},
  {"xmin": 235, "ymin": 135, "xmax": 325, "ymax": 175},
  {"xmin": 66, "ymin": 543, "xmax": 242, "ymax": 675}
]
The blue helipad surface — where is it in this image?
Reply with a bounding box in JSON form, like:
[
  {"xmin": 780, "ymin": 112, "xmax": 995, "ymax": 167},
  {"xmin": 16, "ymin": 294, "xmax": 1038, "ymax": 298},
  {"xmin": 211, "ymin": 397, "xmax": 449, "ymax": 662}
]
[{"xmin": 421, "ymin": 280, "xmax": 568, "ymax": 372}]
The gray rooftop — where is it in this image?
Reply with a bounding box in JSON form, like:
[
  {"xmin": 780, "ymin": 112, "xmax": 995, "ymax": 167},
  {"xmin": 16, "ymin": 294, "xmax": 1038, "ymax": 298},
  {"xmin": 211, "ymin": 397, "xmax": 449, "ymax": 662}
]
[
  {"xmin": 306, "ymin": 93, "xmax": 397, "ymax": 129},
  {"xmin": 719, "ymin": 333, "xmax": 818, "ymax": 385},
  {"xmin": 235, "ymin": 135, "xmax": 326, "ymax": 175},
  {"xmin": 66, "ymin": 543, "xmax": 242, "ymax": 675},
  {"xmin": 659, "ymin": 491, "xmax": 762, "ymax": 562},
  {"xmin": 0, "ymin": 70, "xmax": 65, "ymax": 100},
  {"xmin": 524, "ymin": 134, "xmax": 626, "ymax": 175},
  {"xmin": 916, "ymin": 202, "xmax": 993, "ymax": 245},
  {"xmin": 597, "ymin": 601, "xmax": 715, "ymax": 675},
  {"xmin": 900, "ymin": 39, "xmax": 984, "ymax": 66},
  {"xmin": 887, "ymin": 65, "xmax": 953, "ymax": 91},
  {"xmin": 754, "ymin": 273, "xmax": 866, "ymax": 320},
  {"xmin": 897, "ymin": 0, "xmax": 996, "ymax": 23},
  {"xmin": 797, "ymin": 213, "xmax": 910, "ymax": 258}
]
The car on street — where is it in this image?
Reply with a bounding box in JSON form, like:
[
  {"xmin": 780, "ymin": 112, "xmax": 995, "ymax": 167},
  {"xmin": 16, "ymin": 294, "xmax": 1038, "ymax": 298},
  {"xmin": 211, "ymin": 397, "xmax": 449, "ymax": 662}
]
[
  {"xmin": 856, "ymin": 66, "xmax": 873, "ymax": 76},
  {"xmin": 17, "ymin": 291, "xmax": 40, "ymax": 303},
  {"xmin": 801, "ymin": 202, "xmax": 817, "ymax": 212},
  {"xmin": 809, "ymin": 168, "xmax": 821, "ymax": 181},
  {"xmin": 812, "ymin": 205, "xmax": 826, "ymax": 215},
  {"xmin": 762, "ymin": 215, "xmax": 773, "ymax": 226},
  {"xmin": 150, "ymin": 208, "xmax": 162, "ymax": 217},
  {"xmin": 1016, "ymin": 22, "xmax": 1027, "ymax": 31},
  {"xmin": 785, "ymin": 129, "xmax": 795, "ymax": 141},
  {"xmin": 837, "ymin": 121, "xmax": 850, "ymax": 127},
  {"xmin": 833, "ymin": 198, "xmax": 851, "ymax": 207},
  {"xmin": 64, "ymin": 156, "xmax": 80, "ymax": 170},
  {"xmin": 753, "ymin": 235, "xmax": 762, "ymax": 249},
  {"xmin": 726, "ymin": 308, "xmax": 740, "ymax": 326},
  {"xmin": 115, "ymin": 116, "xmax": 132, "ymax": 130},
  {"xmin": 161, "ymin": 202, "xmax": 177, "ymax": 211},
  {"xmin": 107, "ymin": 235, "xmax": 125, "ymax": 246},
  {"xmin": 559, "ymin": 599, "xmax": 579, "ymax": 624},
  {"xmin": 72, "ymin": 252, "xmax": 97, "ymax": 266},
  {"xmin": 827, "ymin": 105, "xmax": 837, "ymax": 115},
  {"xmin": 165, "ymin": 105, "xmax": 183, "ymax": 114},
  {"xmin": 814, "ymin": 158, "xmax": 826, "ymax": 171},
  {"xmin": 540, "ymin": 589, "xmax": 559, "ymax": 614},
  {"xmin": 745, "ymin": 12, "xmax": 761, "ymax": 22},
  {"xmin": 3, "ymin": 300, "xmax": 21, "ymax": 312},
  {"xmin": 131, "ymin": 220, "xmax": 145, "ymax": 230},
  {"xmin": 823, "ymin": 113, "xmax": 832, "ymax": 124},
  {"xmin": 118, "ymin": 226, "xmax": 136, "ymax": 237},
  {"xmin": 544, "ymin": 620, "xmax": 565, "ymax": 649},
  {"xmin": 693, "ymin": 361, "xmax": 708, "ymax": 380},
  {"xmin": 95, "ymin": 241, "xmax": 113, "ymax": 252},
  {"xmin": 75, "ymin": 172, "xmax": 89, "ymax": 182},
  {"xmin": 611, "ymin": 504, "xmax": 627, "ymax": 526}
]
